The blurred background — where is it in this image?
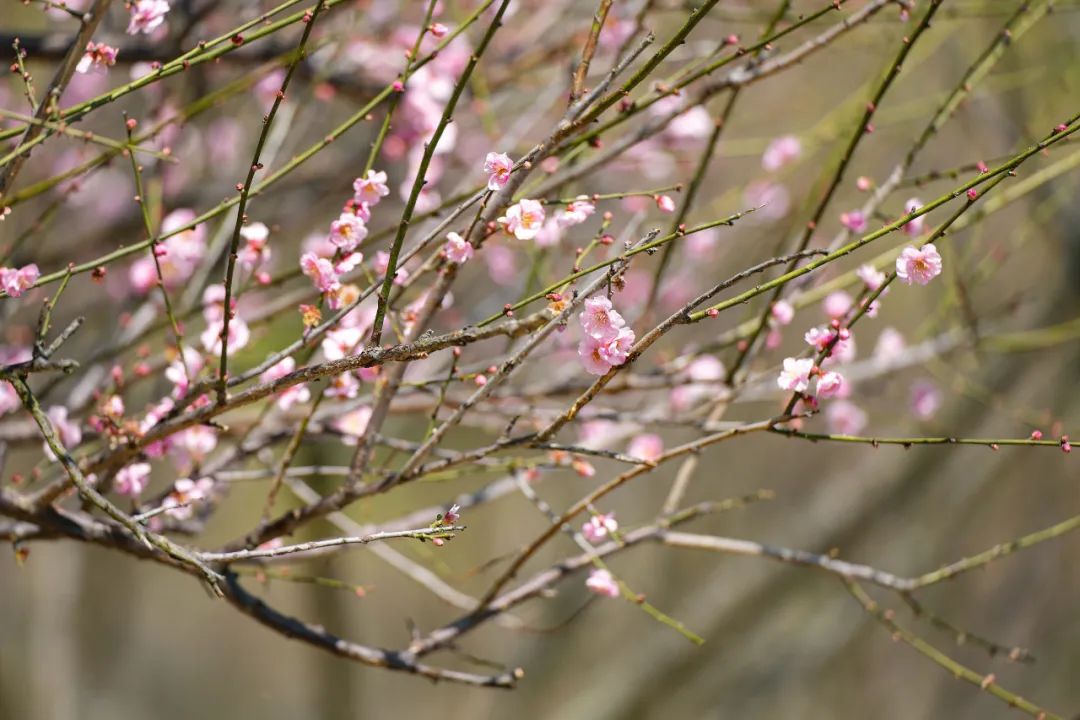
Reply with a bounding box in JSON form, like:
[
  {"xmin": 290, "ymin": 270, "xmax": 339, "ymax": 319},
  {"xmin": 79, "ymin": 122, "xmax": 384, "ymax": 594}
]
[{"xmin": 1, "ymin": 1, "xmax": 1079, "ymax": 718}]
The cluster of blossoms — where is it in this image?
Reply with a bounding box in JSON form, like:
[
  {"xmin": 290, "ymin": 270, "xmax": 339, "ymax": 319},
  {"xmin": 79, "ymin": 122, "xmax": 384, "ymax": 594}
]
[
  {"xmin": 0, "ymin": 263, "xmax": 40, "ymax": 298},
  {"xmin": 200, "ymin": 284, "xmax": 250, "ymax": 355},
  {"xmin": 126, "ymin": 0, "xmax": 170, "ymax": 35},
  {"xmin": 76, "ymin": 42, "xmax": 118, "ymax": 75},
  {"xmin": 577, "ymin": 297, "xmax": 636, "ymax": 376},
  {"xmin": 774, "ymin": 198, "xmax": 945, "ymax": 428},
  {"xmin": 237, "ymin": 222, "xmax": 272, "ymax": 282},
  {"xmin": 299, "ymin": 170, "xmax": 391, "ymax": 307},
  {"xmin": 129, "ymin": 209, "xmax": 206, "ymax": 294}
]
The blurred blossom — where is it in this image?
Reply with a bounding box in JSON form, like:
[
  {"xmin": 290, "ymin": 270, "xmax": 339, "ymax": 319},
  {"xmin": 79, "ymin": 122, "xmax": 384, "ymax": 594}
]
[
  {"xmin": 0, "ymin": 383, "xmax": 18, "ymax": 417},
  {"xmin": 115, "ymin": 463, "xmax": 151, "ymax": 498},
  {"xmin": 761, "ymin": 135, "xmax": 801, "ymax": 171},
  {"xmin": 260, "ymin": 357, "xmax": 310, "ymax": 411},
  {"xmin": 627, "ymin": 434, "xmax": 663, "ymax": 462},
  {"xmin": 826, "ymin": 400, "xmax": 868, "ymax": 435},
  {"xmin": 484, "ymin": 244, "xmax": 518, "ymax": 285},
  {"xmin": 75, "ymin": 42, "xmax": 118, "ymax": 75},
  {"xmin": 823, "ymin": 291, "xmax": 853, "ymax": 319},
  {"xmin": 743, "ymin": 180, "xmax": 790, "ymax": 220},
  {"xmin": 685, "ymin": 228, "xmax": 719, "ymax": 259},
  {"xmin": 902, "ymin": 197, "xmax": 925, "ymax": 236},
  {"xmin": 0, "ymin": 264, "xmax": 40, "ymax": 298},
  {"xmin": 910, "ymin": 380, "xmax": 942, "ymax": 421},
  {"xmin": 127, "ymin": 0, "xmax": 170, "ymax": 35},
  {"xmin": 874, "ymin": 327, "xmax": 906, "ymax": 362},
  {"xmin": 586, "ymin": 568, "xmax": 620, "ymax": 598},
  {"xmin": 334, "ymin": 406, "xmax": 373, "ymax": 444},
  {"xmin": 771, "ymin": 300, "xmax": 794, "ymax": 326},
  {"xmin": 129, "ymin": 209, "xmax": 206, "ymax": 294},
  {"xmin": 44, "ymin": 406, "xmax": 82, "ymax": 461},
  {"xmin": 577, "ymin": 420, "xmax": 634, "ymax": 450},
  {"xmin": 254, "ymin": 69, "xmax": 286, "ymax": 112},
  {"xmin": 582, "ymin": 513, "xmax": 618, "ymax": 543},
  {"xmin": 162, "ymin": 477, "xmax": 214, "ymax": 520},
  {"xmin": 857, "ymin": 264, "xmax": 887, "ymax": 291},
  {"xmin": 840, "ymin": 210, "xmax": 867, "ymax": 233}
]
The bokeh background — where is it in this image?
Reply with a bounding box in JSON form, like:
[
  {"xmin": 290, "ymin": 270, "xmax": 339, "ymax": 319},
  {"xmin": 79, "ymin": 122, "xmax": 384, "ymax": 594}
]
[{"xmin": 2, "ymin": 1, "xmax": 1079, "ymax": 718}]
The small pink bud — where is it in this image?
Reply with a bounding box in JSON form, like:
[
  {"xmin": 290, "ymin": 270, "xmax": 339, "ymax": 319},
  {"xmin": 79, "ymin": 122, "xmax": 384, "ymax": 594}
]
[
  {"xmin": 392, "ymin": 80, "xmax": 405, "ymax": 92},
  {"xmin": 856, "ymin": 176, "xmax": 873, "ymax": 191},
  {"xmin": 125, "ymin": 118, "xmax": 138, "ymax": 130},
  {"xmin": 474, "ymin": 374, "xmax": 487, "ymax": 387},
  {"xmin": 655, "ymin": 194, "xmax": 676, "ymax": 213},
  {"xmin": 429, "ymin": 22, "xmax": 449, "ymax": 38},
  {"xmin": 966, "ymin": 188, "xmax": 978, "ymax": 200},
  {"xmin": 976, "ymin": 161, "xmax": 988, "ymax": 173}
]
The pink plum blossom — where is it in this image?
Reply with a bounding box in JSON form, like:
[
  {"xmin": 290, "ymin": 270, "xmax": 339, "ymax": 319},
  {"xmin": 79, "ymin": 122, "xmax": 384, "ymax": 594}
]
[
  {"xmin": 443, "ymin": 232, "xmax": 473, "ymax": 264},
  {"xmin": 0, "ymin": 264, "xmax": 40, "ymax": 297},
  {"xmin": 483, "ymin": 152, "xmax": 513, "ymax": 191},
  {"xmin": 582, "ymin": 513, "xmax": 618, "ymax": 544},
  {"xmin": 127, "ymin": 0, "xmax": 170, "ymax": 35},
  {"xmin": 579, "ymin": 296, "xmax": 625, "ymax": 341},
  {"xmin": 777, "ymin": 357, "xmax": 815, "ymax": 393},
  {"xmin": 115, "ymin": 463, "xmax": 151, "ymax": 497},
  {"xmin": 815, "ymin": 371, "xmax": 845, "ymax": 399},
  {"xmin": 238, "ymin": 222, "xmax": 271, "ymax": 270},
  {"xmin": 301, "ymin": 252, "xmax": 340, "ymax": 293},
  {"xmin": 556, "ymin": 197, "xmax": 596, "ymax": 228},
  {"xmin": 352, "ymin": 170, "xmax": 390, "ymax": 206},
  {"xmin": 329, "ymin": 212, "xmax": 368, "ymax": 252},
  {"xmin": 761, "ymin": 135, "xmax": 801, "ymax": 171},
  {"xmin": 499, "ymin": 199, "xmax": 545, "ymax": 240},
  {"xmin": 578, "ymin": 337, "xmax": 614, "ymax": 376},
  {"xmin": 586, "ymin": 568, "xmax": 620, "ymax": 598},
  {"xmin": 598, "ymin": 326, "xmax": 635, "ymax": 366},
  {"xmin": 655, "ymin": 194, "xmax": 676, "ymax": 213},
  {"xmin": 76, "ymin": 42, "xmax": 118, "ymax": 74},
  {"xmin": 895, "ymin": 243, "xmax": 942, "ymax": 286}
]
